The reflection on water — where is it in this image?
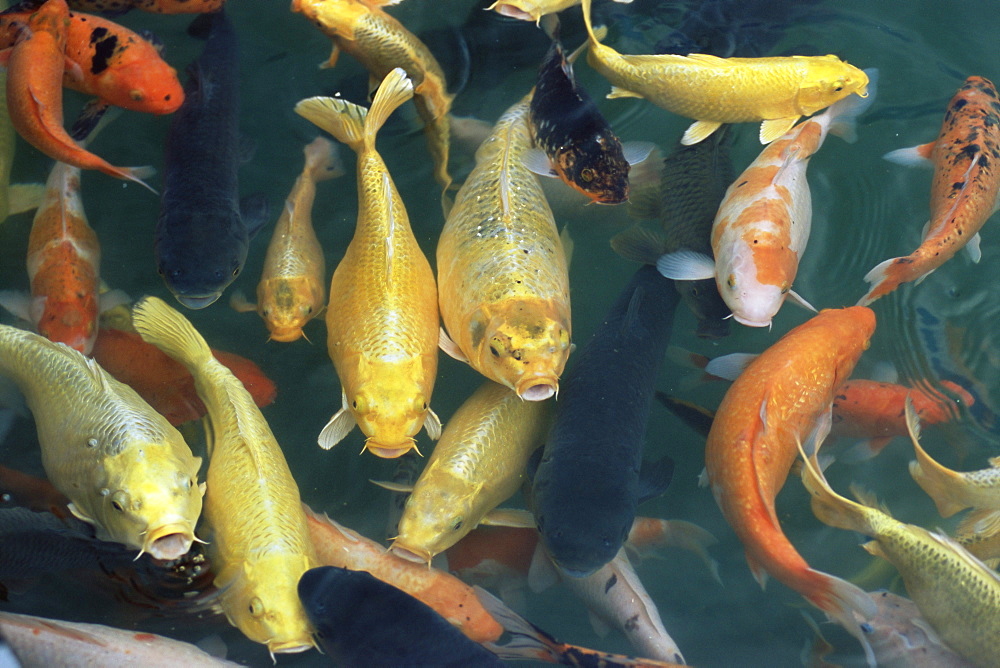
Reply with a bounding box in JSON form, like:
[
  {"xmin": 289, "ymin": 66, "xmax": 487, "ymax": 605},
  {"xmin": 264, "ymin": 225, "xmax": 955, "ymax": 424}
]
[{"xmin": 2, "ymin": 0, "xmax": 1000, "ymax": 666}]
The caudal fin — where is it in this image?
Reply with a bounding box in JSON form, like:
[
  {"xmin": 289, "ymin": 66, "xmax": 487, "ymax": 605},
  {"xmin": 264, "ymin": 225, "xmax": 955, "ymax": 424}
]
[
  {"xmin": 906, "ymin": 395, "xmax": 977, "ymax": 517},
  {"xmin": 857, "ymin": 254, "xmax": 919, "ymax": 306},
  {"xmin": 132, "ymin": 296, "xmax": 215, "ymax": 372}
]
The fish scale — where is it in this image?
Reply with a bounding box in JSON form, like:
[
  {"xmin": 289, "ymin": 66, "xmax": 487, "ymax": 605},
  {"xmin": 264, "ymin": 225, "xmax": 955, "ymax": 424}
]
[{"xmin": 437, "ymin": 96, "xmax": 571, "ymax": 400}]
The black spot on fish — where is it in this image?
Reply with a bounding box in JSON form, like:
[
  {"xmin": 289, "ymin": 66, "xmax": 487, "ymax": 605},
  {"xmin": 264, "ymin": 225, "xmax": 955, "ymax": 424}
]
[
  {"xmin": 953, "ymin": 181, "xmax": 966, "ymax": 190},
  {"xmin": 89, "ymin": 28, "xmax": 118, "ymax": 76},
  {"xmin": 961, "ymin": 144, "xmax": 981, "ymax": 159},
  {"xmin": 623, "ymin": 614, "xmax": 641, "ymax": 632},
  {"xmin": 604, "ymin": 574, "xmax": 617, "ymax": 594},
  {"xmin": 737, "ymin": 180, "xmax": 749, "ymax": 188},
  {"xmin": 952, "ymin": 97, "xmax": 969, "ymax": 110}
]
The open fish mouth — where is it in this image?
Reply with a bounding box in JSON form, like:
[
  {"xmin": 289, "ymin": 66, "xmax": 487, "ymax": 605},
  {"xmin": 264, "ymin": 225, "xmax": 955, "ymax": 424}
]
[
  {"xmin": 268, "ymin": 639, "xmax": 315, "ymax": 654},
  {"xmin": 732, "ymin": 313, "xmax": 773, "ymax": 328},
  {"xmin": 172, "ymin": 292, "xmax": 223, "ymax": 310},
  {"xmin": 144, "ymin": 524, "xmax": 195, "ymax": 560},
  {"xmin": 389, "ymin": 542, "xmax": 432, "ymax": 565},
  {"xmin": 516, "ymin": 378, "xmax": 558, "ymax": 401},
  {"xmin": 364, "ymin": 438, "xmax": 418, "ymax": 459}
]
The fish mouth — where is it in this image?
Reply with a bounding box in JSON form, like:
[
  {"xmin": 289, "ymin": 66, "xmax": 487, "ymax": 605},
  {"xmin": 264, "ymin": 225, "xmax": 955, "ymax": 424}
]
[
  {"xmin": 144, "ymin": 524, "xmax": 195, "ymax": 560},
  {"xmin": 732, "ymin": 314, "xmax": 772, "ymax": 328},
  {"xmin": 268, "ymin": 639, "xmax": 314, "ymax": 654},
  {"xmin": 364, "ymin": 438, "xmax": 418, "ymax": 459},
  {"xmin": 268, "ymin": 327, "xmax": 304, "ymax": 343},
  {"xmin": 389, "ymin": 543, "xmax": 432, "ymax": 565},
  {"xmin": 172, "ymin": 292, "xmax": 223, "ymax": 310},
  {"xmin": 516, "ymin": 379, "xmax": 558, "ymax": 401}
]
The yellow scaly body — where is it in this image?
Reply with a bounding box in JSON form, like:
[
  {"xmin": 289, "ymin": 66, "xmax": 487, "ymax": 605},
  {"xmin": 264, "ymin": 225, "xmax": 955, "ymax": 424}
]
[
  {"xmin": 296, "ymin": 68, "xmax": 441, "ymax": 459},
  {"xmin": 0, "ymin": 323, "xmax": 202, "ymax": 560},
  {"xmin": 290, "ymin": 0, "xmax": 453, "ymax": 198},
  {"xmin": 391, "ymin": 380, "xmax": 550, "ymax": 563},
  {"xmin": 580, "ymin": 0, "xmax": 869, "ymax": 145},
  {"xmin": 131, "ymin": 297, "xmax": 316, "ymax": 655},
  {"xmin": 437, "ymin": 95, "xmax": 571, "ymax": 401}
]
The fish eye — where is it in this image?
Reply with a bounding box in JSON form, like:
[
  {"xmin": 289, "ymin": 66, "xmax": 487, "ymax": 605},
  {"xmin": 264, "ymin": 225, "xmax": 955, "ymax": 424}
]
[
  {"xmin": 580, "ymin": 168, "xmax": 595, "ymax": 182},
  {"xmin": 450, "ymin": 517, "xmax": 464, "ymax": 532},
  {"xmin": 111, "ymin": 500, "xmax": 123, "ymax": 512},
  {"xmin": 304, "ymin": 306, "xmax": 312, "ymax": 315},
  {"xmin": 352, "ymin": 400, "xmax": 358, "ymax": 409},
  {"xmin": 248, "ymin": 597, "xmax": 264, "ymax": 617},
  {"xmin": 489, "ymin": 345, "xmax": 500, "ymax": 357},
  {"xmin": 727, "ymin": 274, "xmax": 736, "ymax": 288},
  {"xmin": 422, "ymin": 402, "xmax": 428, "ymax": 411},
  {"xmin": 833, "ymin": 79, "xmax": 845, "ymax": 91},
  {"xmin": 232, "ymin": 268, "xmax": 240, "ymax": 277}
]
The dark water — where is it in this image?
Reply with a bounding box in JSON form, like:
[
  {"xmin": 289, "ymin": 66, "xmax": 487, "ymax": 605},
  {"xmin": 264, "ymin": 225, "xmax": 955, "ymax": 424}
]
[{"xmin": 1, "ymin": 0, "xmax": 999, "ymax": 666}]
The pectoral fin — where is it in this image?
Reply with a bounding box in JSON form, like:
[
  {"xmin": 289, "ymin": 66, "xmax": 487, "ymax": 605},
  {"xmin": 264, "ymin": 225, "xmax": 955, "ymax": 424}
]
[
  {"xmin": 786, "ymin": 289, "xmax": 817, "ymax": 313},
  {"xmin": 523, "ymin": 148, "xmax": 558, "ymax": 178},
  {"xmin": 656, "ymin": 249, "xmax": 716, "ymax": 281},
  {"xmin": 883, "ymin": 141, "xmax": 935, "ymax": 167},
  {"xmin": 704, "ymin": 352, "xmax": 758, "ymax": 381},
  {"xmin": 370, "ymin": 480, "xmax": 414, "ymax": 493},
  {"xmin": 318, "ymin": 391, "xmax": 356, "ymax": 449},
  {"xmin": 228, "ymin": 290, "xmax": 257, "ymax": 313},
  {"xmin": 607, "ymin": 85, "xmax": 643, "ymax": 100},
  {"xmin": 681, "ymin": 120, "xmax": 723, "ymax": 145},
  {"xmin": 6, "ymin": 183, "xmax": 45, "ymax": 216},
  {"xmin": 320, "ymin": 44, "xmax": 340, "ymax": 70},
  {"xmin": 423, "ymin": 408, "xmax": 442, "ymax": 440},
  {"xmin": 759, "ymin": 117, "xmax": 798, "ymax": 144},
  {"xmin": 438, "ymin": 327, "xmax": 468, "ymax": 362},
  {"xmin": 527, "ymin": 542, "xmax": 559, "ymax": 593},
  {"xmin": 610, "ymin": 226, "xmax": 668, "ymax": 264},
  {"xmin": 482, "ymin": 508, "xmax": 536, "ymax": 528},
  {"xmin": 966, "ymin": 232, "xmax": 982, "ymax": 263},
  {"xmin": 67, "ymin": 502, "xmax": 95, "ymax": 526}
]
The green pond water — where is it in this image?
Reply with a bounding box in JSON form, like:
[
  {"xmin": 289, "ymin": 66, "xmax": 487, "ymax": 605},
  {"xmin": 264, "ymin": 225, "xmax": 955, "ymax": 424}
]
[{"xmin": 2, "ymin": 0, "xmax": 1000, "ymax": 666}]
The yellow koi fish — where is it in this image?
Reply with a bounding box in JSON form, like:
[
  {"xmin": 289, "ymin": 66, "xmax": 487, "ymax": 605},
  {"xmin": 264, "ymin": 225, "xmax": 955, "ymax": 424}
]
[
  {"xmin": 290, "ymin": 0, "xmax": 453, "ymax": 200},
  {"xmin": 131, "ymin": 297, "xmax": 317, "ymax": 655},
  {"xmin": 389, "ymin": 380, "xmax": 551, "ymax": 564},
  {"xmin": 232, "ymin": 136, "xmax": 342, "ymax": 342},
  {"xmin": 0, "ymin": 323, "xmax": 203, "ymax": 560},
  {"xmin": 800, "ymin": 438, "xmax": 1000, "ymax": 668},
  {"xmin": 580, "ymin": 0, "xmax": 869, "ymax": 145},
  {"xmin": 296, "ymin": 68, "xmax": 441, "ymax": 459},
  {"xmin": 436, "ymin": 95, "xmax": 572, "ymax": 400}
]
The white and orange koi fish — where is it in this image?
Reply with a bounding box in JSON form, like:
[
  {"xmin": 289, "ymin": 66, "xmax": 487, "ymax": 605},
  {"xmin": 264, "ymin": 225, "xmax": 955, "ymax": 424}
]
[{"xmin": 659, "ymin": 69, "xmax": 877, "ymax": 328}]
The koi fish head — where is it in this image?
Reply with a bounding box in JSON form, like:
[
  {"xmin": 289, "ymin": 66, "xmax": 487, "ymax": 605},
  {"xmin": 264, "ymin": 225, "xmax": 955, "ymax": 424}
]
[
  {"xmin": 91, "ymin": 443, "xmax": 203, "ymax": 560},
  {"xmin": 35, "ymin": 295, "xmax": 100, "ymax": 355},
  {"xmin": 554, "ymin": 132, "xmax": 630, "ymax": 204},
  {"xmin": 219, "ymin": 554, "xmax": 316, "ymax": 655},
  {"xmin": 796, "ymin": 57, "xmax": 870, "ymax": 115},
  {"xmin": 349, "ymin": 357, "xmax": 436, "ymax": 458},
  {"xmin": 717, "ymin": 241, "xmax": 797, "ymax": 328},
  {"xmin": 290, "ymin": 0, "xmax": 367, "ymax": 34},
  {"xmin": 93, "ymin": 58, "xmax": 185, "ymax": 115},
  {"xmin": 392, "ymin": 473, "xmax": 480, "ymax": 563},
  {"xmin": 475, "ymin": 303, "xmax": 571, "ymax": 401},
  {"xmin": 258, "ymin": 277, "xmax": 324, "ymax": 343}
]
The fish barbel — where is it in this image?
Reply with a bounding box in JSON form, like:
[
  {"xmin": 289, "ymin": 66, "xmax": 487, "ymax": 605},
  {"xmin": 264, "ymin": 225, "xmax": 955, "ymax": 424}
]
[
  {"xmin": 131, "ymin": 296, "xmax": 317, "ymax": 655},
  {"xmin": 436, "ymin": 95, "xmax": 571, "ymax": 401},
  {"xmin": 580, "ymin": 0, "xmax": 869, "ymax": 145},
  {"xmin": 296, "ymin": 68, "xmax": 441, "ymax": 459},
  {"xmin": 0, "ymin": 323, "xmax": 203, "ymax": 560}
]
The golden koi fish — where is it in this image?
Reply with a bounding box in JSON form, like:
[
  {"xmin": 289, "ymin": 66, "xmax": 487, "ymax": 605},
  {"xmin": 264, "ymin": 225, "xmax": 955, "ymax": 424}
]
[
  {"xmin": 389, "ymin": 380, "xmax": 551, "ymax": 564},
  {"xmin": 436, "ymin": 95, "xmax": 572, "ymax": 400},
  {"xmin": 132, "ymin": 297, "xmax": 317, "ymax": 655},
  {"xmin": 290, "ymin": 0, "xmax": 453, "ymax": 200},
  {"xmin": 0, "ymin": 323, "xmax": 203, "ymax": 560},
  {"xmin": 800, "ymin": 436, "xmax": 1000, "ymax": 668},
  {"xmin": 232, "ymin": 136, "xmax": 342, "ymax": 342},
  {"xmin": 580, "ymin": 0, "xmax": 869, "ymax": 145},
  {"xmin": 296, "ymin": 68, "xmax": 441, "ymax": 459}
]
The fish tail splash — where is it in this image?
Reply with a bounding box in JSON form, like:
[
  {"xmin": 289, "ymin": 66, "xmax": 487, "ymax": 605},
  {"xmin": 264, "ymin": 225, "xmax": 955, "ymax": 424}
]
[
  {"xmin": 294, "ymin": 68, "xmax": 414, "ymax": 155},
  {"xmin": 131, "ymin": 295, "xmax": 214, "ymax": 371}
]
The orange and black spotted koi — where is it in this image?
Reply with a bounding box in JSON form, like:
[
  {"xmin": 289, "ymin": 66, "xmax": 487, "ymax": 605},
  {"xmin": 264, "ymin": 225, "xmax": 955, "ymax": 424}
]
[
  {"xmin": 861, "ymin": 76, "xmax": 1000, "ymax": 304},
  {"xmin": 0, "ymin": 1, "xmax": 183, "ymax": 114},
  {"xmin": 529, "ymin": 29, "xmax": 630, "ymax": 204}
]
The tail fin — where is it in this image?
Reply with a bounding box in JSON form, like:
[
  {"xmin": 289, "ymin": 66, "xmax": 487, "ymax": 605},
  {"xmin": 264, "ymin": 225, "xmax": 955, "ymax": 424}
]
[
  {"xmin": 363, "ymin": 68, "xmax": 414, "ymax": 148},
  {"xmin": 857, "ymin": 254, "xmax": 916, "ymax": 306},
  {"xmin": 626, "ymin": 518, "xmax": 721, "ymax": 585},
  {"xmin": 302, "ymin": 136, "xmax": 344, "ymax": 183},
  {"xmin": 295, "ymin": 96, "xmax": 367, "ymax": 153},
  {"xmin": 132, "ymin": 296, "xmax": 214, "ymax": 372},
  {"xmin": 826, "ymin": 68, "xmax": 879, "ymax": 143},
  {"xmin": 906, "ymin": 395, "xmax": 978, "ymax": 517},
  {"xmin": 798, "ymin": 441, "xmax": 875, "ymax": 536}
]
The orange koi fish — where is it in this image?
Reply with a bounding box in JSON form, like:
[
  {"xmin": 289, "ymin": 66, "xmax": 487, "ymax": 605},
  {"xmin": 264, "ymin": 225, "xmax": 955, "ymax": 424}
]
[
  {"xmin": 91, "ymin": 327, "xmax": 276, "ymax": 426},
  {"xmin": 861, "ymin": 76, "xmax": 1000, "ymax": 305},
  {"xmin": 658, "ymin": 70, "xmax": 877, "ymax": 327},
  {"xmin": 705, "ymin": 306, "xmax": 877, "ymax": 663},
  {"xmin": 2, "ymin": 0, "xmax": 153, "ymax": 189},
  {"xmin": 831, "ymin": 379, "xmax": 974, "ymax": 460},
  {"xmin": 0, "ymin": 2, "xmax": 184, "ymax": 115},
  {"xmin": 65, "ymin": 0, "xmax": 226, "ymax": 13}
]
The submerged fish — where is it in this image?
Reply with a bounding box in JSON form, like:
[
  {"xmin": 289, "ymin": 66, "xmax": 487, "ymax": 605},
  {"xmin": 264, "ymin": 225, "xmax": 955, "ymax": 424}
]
[
  {"xmin": 861, "ymin": 76, "xmax": 1000, "ymax": 305},
  {"xmin": 155, "ymin": 11, "xmax": 268, "ymax": 309},
  {"xmin": 3, "ymin": 0, "xmax": 153, "ymax": 188},
  {"xmin": 290, "ymin": 0, "xmax": 454, "ymax": 199},
  {"xmin": 529, "ymin": 26, "xmax": 630, "ymax": 204},
  {"xmin": 704, "ymin": 307, "xmax": 876, "ymax": 662},
  {"xmin": 91, "ymin": 326, "xmax": 276, "ymax": 426},
  {"xmin": 580, "ymin": 0, "xmax": 869, "ymax": 145},
  {"xmin": 132, "ymin": 297, "xmax": 316, "ymax": 654},
  {"xmin": 0, "ymin": 324, "xmax": 203, "ymax": 560},
  {"xmin": 860, "ymin": 590, "xmax": 976, "ymax": 668},
  {"xmin": 532, "ymin": 265, "xmax": 680, "ymax": 576},
  {"xmin": 437, "ymin": 95, "xmax": 571, "ymax": 401},
  {"xmin": 390, "ymin": 379, "xmax": 551, "ymax": 564},
  {"xmin": 299, "ymin": 566, "xmax": 505, "ymax": 668},
  {"xmin": 800, "ymin": 434, "xmax": 1000, "ymax": 668},
  {"xmin": 233, "ymin": 136, "xmax": 342, "ymax": 342},
  {"xmin": 64, "ymin": 0, "xmax": 226, "ymax": 12},
  {"xmin": 0, "ymin": 1, "xmax": 184, "ymax": 115},
  {"xmin": 658, "ymin": 71, "xmax": 877, "ymax": 327},
  {"xmin": 296, "ymin": 68, "xmax": 441, "ymax": 459},
  {"xmin": 613, "ymin": 126, "xmax": 735, "ymax": 338}
]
